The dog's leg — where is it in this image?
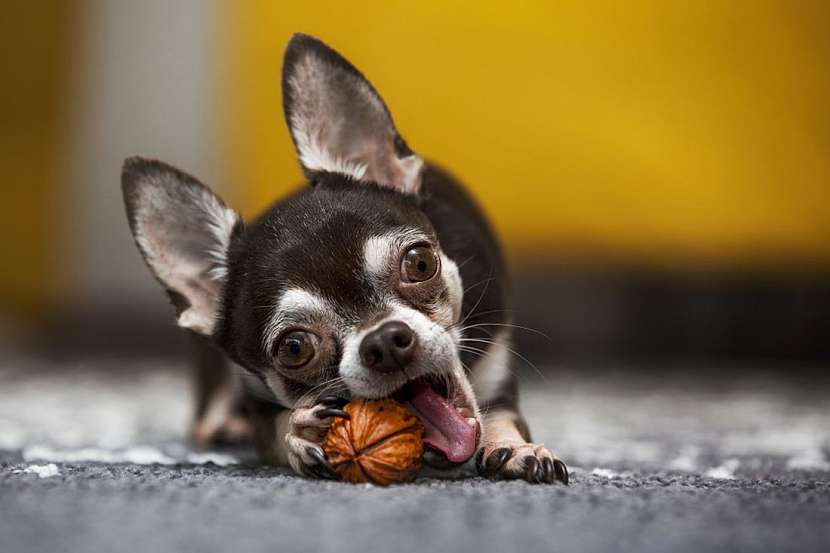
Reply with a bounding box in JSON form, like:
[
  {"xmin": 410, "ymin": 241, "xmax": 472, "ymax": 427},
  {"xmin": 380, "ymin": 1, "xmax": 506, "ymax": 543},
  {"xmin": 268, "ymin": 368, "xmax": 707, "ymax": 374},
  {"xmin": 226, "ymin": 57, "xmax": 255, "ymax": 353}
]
[
  {"xmin": 249, "ymin": 396, "xmax": 349, "ymax": 479},
  {"xmin": 470, "ymin": 330, "xmax": 568, "ymax": 484},
  {"xmin": 476, "ymin": 407, "xmax": 568, "ymax": 484},
  {"xmin": 190, "ymin": 337, "xmax": 252, "ymax": 446}
]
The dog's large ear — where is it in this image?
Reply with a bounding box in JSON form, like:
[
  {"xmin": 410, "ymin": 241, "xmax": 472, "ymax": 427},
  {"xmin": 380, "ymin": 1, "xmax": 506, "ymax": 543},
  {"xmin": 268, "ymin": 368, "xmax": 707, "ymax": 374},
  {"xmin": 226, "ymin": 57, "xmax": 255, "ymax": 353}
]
[
  {"xmin": 122, "ymin": 157, "xmax": 241, "ymax": 336},
  {"xmin": 282, "ymin": 33, "xmax": 424, "ymax": 194}
]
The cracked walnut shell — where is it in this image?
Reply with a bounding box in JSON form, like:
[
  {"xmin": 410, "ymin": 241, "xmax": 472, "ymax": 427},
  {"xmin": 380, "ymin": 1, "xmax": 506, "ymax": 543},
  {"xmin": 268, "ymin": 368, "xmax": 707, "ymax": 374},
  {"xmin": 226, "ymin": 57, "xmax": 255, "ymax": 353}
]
[{"xmin": 323, "ymin": 399, "xmax": 424, "ymax": 485}]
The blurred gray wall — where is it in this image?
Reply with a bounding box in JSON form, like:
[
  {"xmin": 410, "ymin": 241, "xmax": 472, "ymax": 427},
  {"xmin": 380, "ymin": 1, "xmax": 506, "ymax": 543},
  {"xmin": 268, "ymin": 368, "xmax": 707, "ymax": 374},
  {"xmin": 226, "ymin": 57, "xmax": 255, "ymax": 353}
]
[{"xmin": 64, "ymin": 0, "xmax": 220, "ymax": 320}]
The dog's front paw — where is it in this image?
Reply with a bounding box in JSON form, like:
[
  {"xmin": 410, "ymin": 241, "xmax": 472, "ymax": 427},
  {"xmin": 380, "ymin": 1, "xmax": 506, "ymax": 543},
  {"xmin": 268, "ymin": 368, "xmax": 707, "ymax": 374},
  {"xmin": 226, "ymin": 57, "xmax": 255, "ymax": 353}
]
[
  {"xmin": 476, "ymin": 442, "xmax": 569, "ymax": 484},
  {"xmin": 285, "ymin": 396, "xmax": 349, "ymax": 479}
]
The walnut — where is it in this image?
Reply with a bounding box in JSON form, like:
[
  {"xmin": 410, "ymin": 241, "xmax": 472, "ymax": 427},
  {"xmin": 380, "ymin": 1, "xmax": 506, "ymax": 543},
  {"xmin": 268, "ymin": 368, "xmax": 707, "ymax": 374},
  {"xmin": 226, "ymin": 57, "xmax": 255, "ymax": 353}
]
[{"xmin": 323, "ymin": 399, "xmax": 424, "ymax": 485}]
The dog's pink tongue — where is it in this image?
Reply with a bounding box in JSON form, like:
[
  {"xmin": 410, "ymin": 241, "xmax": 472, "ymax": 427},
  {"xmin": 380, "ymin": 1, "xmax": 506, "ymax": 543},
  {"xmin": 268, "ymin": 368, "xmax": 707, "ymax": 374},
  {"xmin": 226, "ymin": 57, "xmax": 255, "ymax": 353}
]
[{"xmin": 404, "ymin": 381, "xmax": 476, "ymax": 463}]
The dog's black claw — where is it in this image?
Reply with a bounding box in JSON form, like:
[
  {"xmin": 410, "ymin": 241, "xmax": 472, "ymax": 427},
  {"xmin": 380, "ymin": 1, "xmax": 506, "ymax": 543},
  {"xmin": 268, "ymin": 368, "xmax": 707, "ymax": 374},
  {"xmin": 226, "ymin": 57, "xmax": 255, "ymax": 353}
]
[
  {"xmin": 542, "ymin": 457, "xmax": 555, "ymax": 483},
  {"xmin": 306, "ymin": 464, "xmax": 331, "ymax": 480},
  {"xmin": 524, "ymin": 456, "xmax": 541, "ymax": 483},
  {"xmin": 305, "ymin": 446, "xmax": 337, "ymax": 480},
  {"xmin": 299, "ymin": 462, "xmax": 328, "ymax": 480},
  {"xmin": 319, "ymin": 396, "xmax": 348, "ymax": 408},
  {"xmin": 485, "ymin": 447, "xmax": 513, "ymax": 476},
  {"xmin": 553, "ymin": 459, "xmax": 569, "ymax": 485},
  {"xmin": 475, "ymin": 448, "xmax": 486, "ymax": 474},
  {"xmin": 315, "ymin": 408, "xmax": 350, "ymax": 420}
]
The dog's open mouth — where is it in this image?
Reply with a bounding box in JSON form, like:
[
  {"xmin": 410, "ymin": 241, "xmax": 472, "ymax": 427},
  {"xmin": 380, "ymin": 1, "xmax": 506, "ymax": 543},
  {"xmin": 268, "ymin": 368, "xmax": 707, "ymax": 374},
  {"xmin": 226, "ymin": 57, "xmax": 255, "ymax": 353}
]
[{"xmin": 393, "ymin": 375, "xmax": 479, "ymax": 465}]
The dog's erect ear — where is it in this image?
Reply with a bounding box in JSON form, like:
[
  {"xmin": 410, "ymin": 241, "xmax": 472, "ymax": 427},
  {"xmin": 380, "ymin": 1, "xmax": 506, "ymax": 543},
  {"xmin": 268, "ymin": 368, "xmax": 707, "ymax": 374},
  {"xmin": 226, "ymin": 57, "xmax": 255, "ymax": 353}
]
[
  {"xmin": 282, "ymin": 33, "xmax": 424, "ymax": 194},
  {"xmin": 122, "ymin": 157, "xmax": 241, "ymax": 336}
]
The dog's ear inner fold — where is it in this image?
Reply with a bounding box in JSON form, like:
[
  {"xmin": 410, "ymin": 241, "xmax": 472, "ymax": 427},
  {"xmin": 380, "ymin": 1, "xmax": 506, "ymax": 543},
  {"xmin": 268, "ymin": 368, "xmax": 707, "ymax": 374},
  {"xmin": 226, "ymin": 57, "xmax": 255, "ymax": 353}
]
[
  {"xmin": 282, "ymin": 33, "xmax": 424, "ymax": 195},
  {"xmin": 121, "ymin": 157, "xmax": 241, "ymax": 336}
]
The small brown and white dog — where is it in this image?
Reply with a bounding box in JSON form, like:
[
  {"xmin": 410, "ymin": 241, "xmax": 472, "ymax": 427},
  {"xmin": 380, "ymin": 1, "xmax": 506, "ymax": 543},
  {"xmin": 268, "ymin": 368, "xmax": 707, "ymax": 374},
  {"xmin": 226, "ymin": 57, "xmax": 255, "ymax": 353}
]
[{"xmin": 122, "ymin": 33, "xmax": 567, "ymax": 484}]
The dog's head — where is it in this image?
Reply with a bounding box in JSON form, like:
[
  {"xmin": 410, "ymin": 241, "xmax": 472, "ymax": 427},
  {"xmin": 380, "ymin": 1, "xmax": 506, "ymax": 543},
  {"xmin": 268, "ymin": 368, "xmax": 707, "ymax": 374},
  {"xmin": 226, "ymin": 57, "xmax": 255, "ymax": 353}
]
[{"xmin": 123, "ymin": 34, "xmax": 480, "ymax": 464}]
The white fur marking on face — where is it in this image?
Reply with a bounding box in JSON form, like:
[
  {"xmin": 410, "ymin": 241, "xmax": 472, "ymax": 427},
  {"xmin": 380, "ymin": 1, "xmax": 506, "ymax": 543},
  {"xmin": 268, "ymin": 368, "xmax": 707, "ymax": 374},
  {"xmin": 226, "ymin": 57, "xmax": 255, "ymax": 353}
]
[
  {"xmin": 278, "ymin": 288, "xmax": 332, "ymax": 313},
  {"xmin": 261, "ymin": 288, "xmax": 334, "ymax": 353},
  {"xmin": 469, "ymin": 329, "xmax": 512, "ymax": 404},
  {"xmin": 264, "ymin": 373, "xmax": 293, "ymax": 408},
  {"xmin": 363, "ymin": 235, "xmax": 396, "ymax": 278},
  {"xmin": 436, "ymin": 253, "xmax": 463, "ymax": 326},
  {"xmin": 362, "ymin": 230, "xmax": 431, "ymax": 280},
  {"xmin": 338, "ymin": 303, "xmax": 458, "ymax": 399}
]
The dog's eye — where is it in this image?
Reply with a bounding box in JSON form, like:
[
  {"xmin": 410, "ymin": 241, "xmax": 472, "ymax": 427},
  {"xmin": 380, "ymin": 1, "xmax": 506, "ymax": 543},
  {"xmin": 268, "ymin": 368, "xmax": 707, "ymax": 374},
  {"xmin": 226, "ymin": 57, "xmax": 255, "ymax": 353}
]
[
  {"xmin": 401, "ymin": 245, "xmax": 439, "ymax": 283},
  {"xmin": 277, "ymin": 331, "xmax": 316, "ymax": 368}
]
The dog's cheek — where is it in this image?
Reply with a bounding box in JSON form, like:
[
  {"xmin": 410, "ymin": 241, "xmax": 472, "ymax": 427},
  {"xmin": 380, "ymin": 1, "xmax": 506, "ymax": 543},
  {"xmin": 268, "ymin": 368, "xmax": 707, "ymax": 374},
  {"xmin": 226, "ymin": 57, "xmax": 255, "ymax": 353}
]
[
  {"xmin": 265, "ymin": 373, "xmax": 306, "ymax": 407},
  {"xmin": 440, "ymin": 254, "xmax": 464, "ymax": 324}
]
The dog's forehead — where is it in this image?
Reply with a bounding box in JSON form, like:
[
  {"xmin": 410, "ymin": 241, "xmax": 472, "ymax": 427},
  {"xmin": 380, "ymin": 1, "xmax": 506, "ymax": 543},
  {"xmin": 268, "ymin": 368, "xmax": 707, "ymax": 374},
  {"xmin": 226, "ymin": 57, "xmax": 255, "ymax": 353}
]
[
  {"xmin": 363, "ymin": 228, "xmax": 431, "ymax": 277},
  {"xmin": 277, "ymin": 224, "xmax": 430, "ymax": 316},
  {"xmin": 240, "ymin": 184, "xmax": 437, "ymax": 335}
]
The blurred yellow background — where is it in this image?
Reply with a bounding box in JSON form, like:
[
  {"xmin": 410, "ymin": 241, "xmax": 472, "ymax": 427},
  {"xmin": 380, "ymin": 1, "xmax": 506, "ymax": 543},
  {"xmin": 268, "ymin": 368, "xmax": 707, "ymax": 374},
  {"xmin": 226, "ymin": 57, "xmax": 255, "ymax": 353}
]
[
  {"xmin": 222, "ymin": 1, "xmax": 830, "ymax": 266},
  {"xmin": 2, "ymin": 1, "xmax": 830, "ymax": 320},
  {"xmin": 2, "ymin": 3, "xmax": 76, "ymax": 315}
]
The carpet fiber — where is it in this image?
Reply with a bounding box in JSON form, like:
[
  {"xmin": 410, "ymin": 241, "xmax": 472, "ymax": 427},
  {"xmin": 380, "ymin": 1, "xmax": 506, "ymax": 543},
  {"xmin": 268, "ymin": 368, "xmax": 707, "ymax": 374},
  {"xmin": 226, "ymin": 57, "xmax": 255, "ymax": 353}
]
[{"xmin": 1, "ymin": 357, "xmax": 829, "ymax": 553}]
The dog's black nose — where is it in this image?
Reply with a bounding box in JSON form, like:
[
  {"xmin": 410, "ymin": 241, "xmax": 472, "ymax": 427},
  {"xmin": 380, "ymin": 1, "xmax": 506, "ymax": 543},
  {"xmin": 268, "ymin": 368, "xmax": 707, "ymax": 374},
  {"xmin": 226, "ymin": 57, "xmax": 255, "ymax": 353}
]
[{"xmin": 359, "ymin": 321, "xmax": 417, "ymax": 373}]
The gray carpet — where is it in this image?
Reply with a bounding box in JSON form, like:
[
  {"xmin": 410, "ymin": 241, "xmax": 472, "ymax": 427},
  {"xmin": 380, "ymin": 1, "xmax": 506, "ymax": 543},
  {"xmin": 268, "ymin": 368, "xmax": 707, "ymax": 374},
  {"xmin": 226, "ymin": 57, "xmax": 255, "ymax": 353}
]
[{"xmin": 1, "ymin": 356, "xmax": 829, "ymax": 553}]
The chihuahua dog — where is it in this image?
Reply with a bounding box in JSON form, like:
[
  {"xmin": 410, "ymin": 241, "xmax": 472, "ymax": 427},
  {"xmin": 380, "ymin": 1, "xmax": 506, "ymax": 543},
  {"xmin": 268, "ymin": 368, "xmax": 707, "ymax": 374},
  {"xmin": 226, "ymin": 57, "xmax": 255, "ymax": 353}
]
[{"xmin": 122, "ymin": 34, "xmax": 567, "ymax": 484}]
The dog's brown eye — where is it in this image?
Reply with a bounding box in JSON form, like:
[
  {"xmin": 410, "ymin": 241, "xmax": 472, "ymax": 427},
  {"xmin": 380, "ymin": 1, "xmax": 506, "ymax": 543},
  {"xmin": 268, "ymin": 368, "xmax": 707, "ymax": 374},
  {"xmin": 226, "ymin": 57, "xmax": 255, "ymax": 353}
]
[
  {"xmin": 277, "ymin": 331, "xmax": 316, "ymax": 368},
  {"xmin": 401, "ymin": 245, "xmax": 439, "ymax": 283}
]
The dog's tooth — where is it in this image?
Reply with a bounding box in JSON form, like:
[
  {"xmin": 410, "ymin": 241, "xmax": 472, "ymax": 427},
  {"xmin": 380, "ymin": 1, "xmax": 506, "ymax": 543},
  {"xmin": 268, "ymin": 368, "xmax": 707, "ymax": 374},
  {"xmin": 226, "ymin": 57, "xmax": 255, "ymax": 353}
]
[{"xmin": 466, "ymin": 417, "xmax": 477, "ymax": 427}]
